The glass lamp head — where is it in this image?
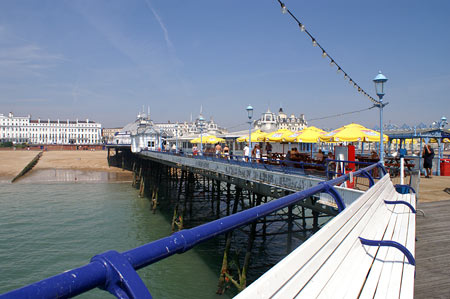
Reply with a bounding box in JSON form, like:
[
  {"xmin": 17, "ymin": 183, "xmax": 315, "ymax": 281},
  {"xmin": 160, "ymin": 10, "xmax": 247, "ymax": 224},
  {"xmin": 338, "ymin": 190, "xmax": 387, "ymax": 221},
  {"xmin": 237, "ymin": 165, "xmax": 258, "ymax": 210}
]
[
  {"xmin": 246, "ymin": 105, "xmax": 254, "ymax": 119},
  {"xmin": 373, "ymin": 71, "xmax": 388, "ymax": 97}
]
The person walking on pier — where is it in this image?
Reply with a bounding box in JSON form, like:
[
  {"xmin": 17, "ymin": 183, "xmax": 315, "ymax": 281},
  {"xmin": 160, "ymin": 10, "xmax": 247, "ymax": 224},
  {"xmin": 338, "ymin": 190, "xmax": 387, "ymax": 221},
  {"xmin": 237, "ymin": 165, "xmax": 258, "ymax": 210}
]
[
  {"xmin": 252, "ymin": 144, "xmax": 261, "ymax": 163},
  {"xmin": 265, "ymin": 142, "xmax": 272, "ymax": 158},
  {"xmin": 423, "ymin": 144, "xmax": 435, "ymax": 178},
  {"xmin": 215, "ymin": 143, "xmax": 222, "ymax": 157},
  {"xmin": 223, "ymin": 144, "xmax": 230, "ymax": 159},
  {"xmin": 243, "ymin": 143, "xmax": 250, "ymax": 162}
]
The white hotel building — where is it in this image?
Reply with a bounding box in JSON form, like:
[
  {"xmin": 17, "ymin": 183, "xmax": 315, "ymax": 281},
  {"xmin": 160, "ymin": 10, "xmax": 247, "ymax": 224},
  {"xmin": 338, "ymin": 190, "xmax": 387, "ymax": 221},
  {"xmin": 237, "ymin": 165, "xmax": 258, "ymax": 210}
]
[{"xmin": 0, "ymin": 112, "xmax": 102, "ymax": 145}]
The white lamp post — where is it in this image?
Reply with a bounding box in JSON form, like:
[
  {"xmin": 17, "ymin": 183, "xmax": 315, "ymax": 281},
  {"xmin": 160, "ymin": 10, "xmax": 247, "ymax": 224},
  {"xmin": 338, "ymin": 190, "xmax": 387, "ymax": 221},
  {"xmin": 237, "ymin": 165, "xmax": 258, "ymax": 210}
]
[
  {"xmin": 199, "ymin": 116, "xmax": 205, "ymax": 155},
  {"xmin": 246, "ymin": 105, "xmax": 254, "ymax": 161},
  {"xmin": 373, "ymin": 71, "xmax": 388, "ymax": 165},
  {"xmin": 175, "ymin": 123, "xmax": 179, "ymax": 153}
]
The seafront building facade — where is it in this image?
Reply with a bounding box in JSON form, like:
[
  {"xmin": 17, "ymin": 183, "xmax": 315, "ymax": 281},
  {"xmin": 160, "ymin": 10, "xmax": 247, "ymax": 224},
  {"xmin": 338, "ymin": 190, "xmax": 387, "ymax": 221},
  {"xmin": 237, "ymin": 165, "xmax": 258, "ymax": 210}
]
[
  {"xmin": 254, "ymin": 108, "xmax": 307, "ymax": 132},
  {"xmin": 153, "ymin": 116, "xmax": 227, "ymax": 137},
  {"xmin": 115, "ymin": 109, "xmax": 228, "ymax": 151},
  {"xmin": 0, "ymin": 112, "xmax": 102, "ymax": 145},
  {"xmin": 102, "ymin": 127, "xmax": 122, "ymax": 144}
]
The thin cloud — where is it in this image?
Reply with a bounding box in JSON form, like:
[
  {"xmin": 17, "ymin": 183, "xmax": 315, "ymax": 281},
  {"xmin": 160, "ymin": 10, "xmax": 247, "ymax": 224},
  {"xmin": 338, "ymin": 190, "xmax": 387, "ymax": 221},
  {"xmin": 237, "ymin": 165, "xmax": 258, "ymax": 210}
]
[
  {"xmin": 145, "ymin": 0, "xmax": 176, "ymax": 57},
  {"xmin": 0, "ymin": 42, "xmax": 64, "ymax": 77}
]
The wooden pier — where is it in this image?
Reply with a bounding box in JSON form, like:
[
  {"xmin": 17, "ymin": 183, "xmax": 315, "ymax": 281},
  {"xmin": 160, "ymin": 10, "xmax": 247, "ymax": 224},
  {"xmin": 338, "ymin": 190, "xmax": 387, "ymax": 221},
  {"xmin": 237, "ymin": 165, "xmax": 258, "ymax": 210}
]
[{"xmin": 415, "ymin": 199, "xmax": 450, "ymax": 298}]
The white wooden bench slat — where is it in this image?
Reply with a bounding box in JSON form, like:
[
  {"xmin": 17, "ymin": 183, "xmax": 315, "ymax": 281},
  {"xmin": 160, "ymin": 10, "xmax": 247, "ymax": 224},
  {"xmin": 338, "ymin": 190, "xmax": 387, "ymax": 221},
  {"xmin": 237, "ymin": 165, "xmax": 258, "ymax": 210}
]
[
  {"xmin": 342, "ymin": 187, "xmax": 406, "ymax": 299},
  {"xmin": 384, "ymin": 193, "xmax": 414, "ymax": 298},
  {"xmin": 315, "ymin": 186, "xmax": 400, "ymax": 299},
  {"xmin": 358, "ymin": 202, "xmax": 402, "ymax": 298},
  {"xmin": 378, "ymin": 194, "xmax": 410, "ymax": 299},
  {"xmin": 400, "ymin": 193, "xmax": 416, "ymax": 299},
  {"xmin": 359, "ymin": 192, "xmax": 410, "ymax": 298},
  {"xmin": 344, "ymin": 187, "xmax": 403, "ymax": 299},
  {"xmin": 297, "ymin": 186, "xmax": 397, "ymax": 298},
  {"xmin": 271, "ymin": 179, "xmax": 393, "ymax": 298},
  {"xmin": 234, "ymin": 175, "xmax": 392, "ymax": 299},
  {"xmin": 234, "ymin": 175, "xmax": 416, "ymax": 299}
]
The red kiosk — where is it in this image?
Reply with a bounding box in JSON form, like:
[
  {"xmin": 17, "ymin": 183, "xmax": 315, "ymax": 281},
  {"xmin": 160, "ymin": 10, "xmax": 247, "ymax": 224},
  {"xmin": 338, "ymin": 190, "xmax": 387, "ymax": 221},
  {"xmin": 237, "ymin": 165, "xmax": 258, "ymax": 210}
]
[{"xmin": 334, "ymin": 145, "xmax": 356, "ymax": 188}]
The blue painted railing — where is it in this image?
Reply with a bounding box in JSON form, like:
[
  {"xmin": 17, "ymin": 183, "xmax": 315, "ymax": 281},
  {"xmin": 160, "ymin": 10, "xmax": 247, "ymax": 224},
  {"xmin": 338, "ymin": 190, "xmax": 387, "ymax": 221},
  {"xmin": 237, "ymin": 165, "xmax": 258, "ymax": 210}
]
[
  {"xmin": 1, "ymin": 163, "xmax": 385, "ymax": 299},
  {"xmin": 145, "ymin": 149, "xmax": 328, "ymax": 176}
]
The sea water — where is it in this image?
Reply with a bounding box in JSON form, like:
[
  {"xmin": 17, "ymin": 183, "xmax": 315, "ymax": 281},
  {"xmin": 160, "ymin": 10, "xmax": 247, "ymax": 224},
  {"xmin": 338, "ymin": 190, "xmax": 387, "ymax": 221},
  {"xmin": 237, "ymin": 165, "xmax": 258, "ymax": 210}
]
[{"xmin": 0, "ymin": 182, "xmax": 231, "ymax": 298}]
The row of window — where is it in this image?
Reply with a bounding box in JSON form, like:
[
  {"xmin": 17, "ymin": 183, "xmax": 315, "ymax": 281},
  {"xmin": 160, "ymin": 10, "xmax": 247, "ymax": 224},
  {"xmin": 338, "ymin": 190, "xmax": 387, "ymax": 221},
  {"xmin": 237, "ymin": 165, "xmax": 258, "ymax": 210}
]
[
  {"xmin": 1, "ymin": 127, "xmax": 100, "ymax": 132},
  {"xmin": 0, "ymin": 121, "xmax": 99, "ymax": 126}
]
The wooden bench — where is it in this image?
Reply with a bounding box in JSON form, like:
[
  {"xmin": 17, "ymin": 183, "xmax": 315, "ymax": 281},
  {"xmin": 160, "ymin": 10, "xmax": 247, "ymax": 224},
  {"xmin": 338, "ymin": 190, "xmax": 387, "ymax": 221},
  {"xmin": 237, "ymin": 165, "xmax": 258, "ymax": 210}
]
[{"xmin": 235, "ymin": 174, "xmax": 416, "ymax": 298}]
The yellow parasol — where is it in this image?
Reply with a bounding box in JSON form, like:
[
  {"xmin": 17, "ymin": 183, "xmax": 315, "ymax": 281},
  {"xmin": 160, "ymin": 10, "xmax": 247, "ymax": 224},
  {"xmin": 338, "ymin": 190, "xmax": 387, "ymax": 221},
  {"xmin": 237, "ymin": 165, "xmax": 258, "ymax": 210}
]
[
  {"xmin": 320, "ymin": 123, "xmax": 388, "ymax": 143},
  {"xmin": 285, "ymin": 126, "xmax": 327, "ymax": 143},
  {"xmin": 425, "ymin": 138, "xmax": 450, "ymax": 143},
  {"xmin": 236, "ymin": 130, "xmax": 267, "ymax": 142},
  {"xmin": 190, "ymin": 135, "xmax": 225, "ymax": 144},
  {"xmin": 265, "ymin": 129, "xmax": 294, "ymax": 142}
]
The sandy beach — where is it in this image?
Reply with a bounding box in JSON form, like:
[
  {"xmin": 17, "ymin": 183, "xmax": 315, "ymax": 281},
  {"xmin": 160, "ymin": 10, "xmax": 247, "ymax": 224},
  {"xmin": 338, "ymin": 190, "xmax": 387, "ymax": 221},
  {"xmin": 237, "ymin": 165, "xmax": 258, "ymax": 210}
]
[
  {"xmin": 0, "ymin": 151, "xmax": 40, "ymax": 181},
  {"xmin": 0, "ymin": 150, "xmax": 131, "ymax": 183}
]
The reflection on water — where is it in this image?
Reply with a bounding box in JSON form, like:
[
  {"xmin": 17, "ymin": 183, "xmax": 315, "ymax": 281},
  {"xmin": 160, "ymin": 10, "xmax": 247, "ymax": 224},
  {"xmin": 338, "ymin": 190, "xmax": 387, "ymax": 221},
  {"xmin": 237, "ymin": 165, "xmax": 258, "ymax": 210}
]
[{"xmin": 18, "ymin": 169, "xmax": 133, "ymax": 183}]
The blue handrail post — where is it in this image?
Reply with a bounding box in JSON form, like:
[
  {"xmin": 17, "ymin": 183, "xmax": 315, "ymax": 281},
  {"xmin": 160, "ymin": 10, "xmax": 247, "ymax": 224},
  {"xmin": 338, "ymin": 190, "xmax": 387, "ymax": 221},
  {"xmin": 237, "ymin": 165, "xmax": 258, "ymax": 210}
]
[
  {"xmin": 359, "ymin": 237, "xmax": 415, "ymax": 266},
  {"xmin": 360, "ymin": 170, "xmax": 375, "ymax": 187},
  {"xmin": 318, "ymin": 182, "xmax": 346, "ymax": 212},
  {"xmin": 91, "ymin": 250, "xmax": 152, "ymax": 299}
]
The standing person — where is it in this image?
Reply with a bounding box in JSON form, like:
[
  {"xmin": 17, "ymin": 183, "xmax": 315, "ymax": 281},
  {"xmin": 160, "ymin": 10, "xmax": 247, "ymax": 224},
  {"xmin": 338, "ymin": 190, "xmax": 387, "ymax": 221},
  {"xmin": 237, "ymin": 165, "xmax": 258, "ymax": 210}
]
[
  {"xmin": 171, "ymin": 143, "xmax": 176, "ymax": 153},
  {"xmin": 215, "ymin": 143, "xmax": 222, "ymax": 157},
  {"xmin": 315, "ymin": 149, "xmax": 324, "ymax": 163},
  {"xmin": 265, "ymin": 142, "xmax": 272, "ymax": 159},
  {"xmin": 223, "ymin": 144, "xmax": 230, "ymax": 159},
  {"xmin": 243, "ymin": 143, "xmax": 250, "ymax": 162},
  {"xmin": 254, "ymin": 144, "xmax": 262, "ymax": 163},
  {"xmin": 192, "ymin": 144, "xmax": 198, "ymax": 156},
  {"xmin": 423, "ymin": 144, "xmax": 435, "ymax": 178}
]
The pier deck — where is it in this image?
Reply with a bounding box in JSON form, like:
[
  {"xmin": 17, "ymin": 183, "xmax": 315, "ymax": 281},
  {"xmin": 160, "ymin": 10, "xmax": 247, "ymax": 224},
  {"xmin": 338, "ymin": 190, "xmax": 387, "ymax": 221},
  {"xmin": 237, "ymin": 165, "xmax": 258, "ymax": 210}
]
[{"xmin": 415, "ymin": 199, "xmax": 450, "ymax": 298}]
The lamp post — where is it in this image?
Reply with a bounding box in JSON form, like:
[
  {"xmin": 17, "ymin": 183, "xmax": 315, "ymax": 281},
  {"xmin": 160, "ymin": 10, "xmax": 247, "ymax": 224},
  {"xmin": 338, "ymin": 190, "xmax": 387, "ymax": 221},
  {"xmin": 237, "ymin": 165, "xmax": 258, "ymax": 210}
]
[
  {"xmin": 199, "ymin": 115, "xmax": 205, "ymax": 155},
  {"xmin": 246, "ymin": 105, "xmax": 254, "ymax": 161},
  {"xmin": 159, "ymin": 127, "xmax": 162, "ymax": 151},
  {"xmin": 373, "ymin": 71, "xmax": 388, "ymax": 165},
  {"xmin": 175, "ymin": 123, "xmax": 179, "ymax": 153}
]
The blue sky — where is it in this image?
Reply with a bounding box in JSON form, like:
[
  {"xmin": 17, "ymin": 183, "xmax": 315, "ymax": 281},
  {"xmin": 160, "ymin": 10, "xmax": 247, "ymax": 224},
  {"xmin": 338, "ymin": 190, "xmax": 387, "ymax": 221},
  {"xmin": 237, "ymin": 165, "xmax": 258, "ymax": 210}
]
[{"xmin": 0, "ymin": 0, "xmax": 449, "ymax": 130}]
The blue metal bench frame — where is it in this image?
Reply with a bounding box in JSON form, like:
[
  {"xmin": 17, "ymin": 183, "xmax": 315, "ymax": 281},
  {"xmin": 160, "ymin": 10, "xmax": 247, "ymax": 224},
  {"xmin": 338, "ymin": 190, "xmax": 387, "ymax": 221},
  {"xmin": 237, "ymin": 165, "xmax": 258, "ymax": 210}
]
[{"xmin": 0, "ymin": 163, "xmax": 385, "ymax": 299}]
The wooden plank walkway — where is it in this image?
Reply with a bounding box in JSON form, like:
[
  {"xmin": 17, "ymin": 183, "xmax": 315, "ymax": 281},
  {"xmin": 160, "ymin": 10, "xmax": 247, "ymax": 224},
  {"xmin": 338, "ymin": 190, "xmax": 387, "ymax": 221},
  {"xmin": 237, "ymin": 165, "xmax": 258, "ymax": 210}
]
[{"xmin": 415, "ymin": 200, "xmax": 450, "ymax": 298}]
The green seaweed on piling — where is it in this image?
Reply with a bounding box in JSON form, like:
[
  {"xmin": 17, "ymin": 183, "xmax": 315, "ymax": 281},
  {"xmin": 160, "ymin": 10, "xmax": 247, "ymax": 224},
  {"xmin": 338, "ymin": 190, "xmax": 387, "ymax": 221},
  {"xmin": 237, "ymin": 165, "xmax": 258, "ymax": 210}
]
[{"xmin": 11, "ymin": 151, "xmax": 43, "ymax": 183}]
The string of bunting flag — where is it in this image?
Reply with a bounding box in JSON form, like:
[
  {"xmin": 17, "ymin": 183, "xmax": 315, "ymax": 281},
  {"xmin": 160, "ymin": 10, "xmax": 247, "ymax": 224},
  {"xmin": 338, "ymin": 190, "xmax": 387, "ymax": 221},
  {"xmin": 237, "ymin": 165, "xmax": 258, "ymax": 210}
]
[{"xmin": 276, "ymin": 0, "xmax": 380, "ymax": 105}]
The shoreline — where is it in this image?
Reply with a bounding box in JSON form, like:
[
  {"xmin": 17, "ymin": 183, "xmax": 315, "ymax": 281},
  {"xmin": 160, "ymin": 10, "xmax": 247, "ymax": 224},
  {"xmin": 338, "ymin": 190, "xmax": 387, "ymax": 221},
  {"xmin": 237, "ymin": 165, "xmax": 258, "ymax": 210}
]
[
  {"xmin": 0, "ymin": 150, "xmax": 132, "ymax": 183},
  {"xmin": 13, "ymin": 168, "xmax": 133, "ymax": 184}
]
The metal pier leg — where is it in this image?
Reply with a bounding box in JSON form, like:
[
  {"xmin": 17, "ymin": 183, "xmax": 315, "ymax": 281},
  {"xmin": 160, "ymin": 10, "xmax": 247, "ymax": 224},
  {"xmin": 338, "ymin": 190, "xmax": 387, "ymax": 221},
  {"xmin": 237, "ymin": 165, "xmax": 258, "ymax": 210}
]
[
  {"xmin": 151, "ymin": 188, "xmax": 158, "ymax": 214},
  {"xmin": 211, "ymin": 178, "xmax": 215, "ymax": 214},
  {"xmin": 302, "ymin": 206, "xmax": 306, "ymax": 230},
  {"xmin": 217, "ymin": 231, "xmax": 233, "ymax": 295},
  {"xmin": 139, "ymin": 176, "xmax": 145, "ymax": 198},
  {"xmin": 216, "ymin": 180, "xmax": 221, "ymax": 219},
  {"xmin": 287, "ymin": 205, "xmax": 293, "ymax": 253},
  {"xmin": 188, "ymin": 172, "xmax": 194, "ymax": 218},
  {"xmin": 226, "ymin": 183, "xmax": 231, "ymax": 216},
  {"xmin": 263, "ymin": 196, "xmax": 267, "ymax": 241}
]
